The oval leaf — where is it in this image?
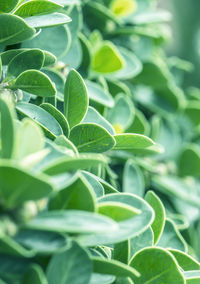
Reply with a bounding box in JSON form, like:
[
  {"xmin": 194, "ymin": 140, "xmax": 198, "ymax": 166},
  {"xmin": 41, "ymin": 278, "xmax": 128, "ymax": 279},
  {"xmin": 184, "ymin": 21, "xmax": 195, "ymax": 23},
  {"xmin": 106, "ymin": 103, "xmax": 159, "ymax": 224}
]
[
  {"xmin": 14, "ymin": 0, "xmax": 62, "ymax": 18},
  {"xmin": 113, "ymin": 133, "xmax": 154, "ymax": 150},
  {"xmin": 25, "ymin": 12, "xmax": 71, "ymax": 28},
  {"xmin": 64, "ymin": 69, "xmax": 88, "ymax": 128},
  {"xmin": 7, "ymin": 49, "xmax": 44, "ymax": 77},
  {"xmin": 26, "ymin": 210, "xmax": 118, "ymax": 234},
  {"xmin": 13, "ymin": 70, "xmax": 56, "ymax": 97},
  {"xmin": 0, "ymin": 14, "xmax": 35, "ymax": 45},
  {"xmin": 69, "ymin": 123, "xmax": 116, "ymax": 153},
  {"xmin": 130, "ymin": 247, "xmax": 185, "ymax": 283}
]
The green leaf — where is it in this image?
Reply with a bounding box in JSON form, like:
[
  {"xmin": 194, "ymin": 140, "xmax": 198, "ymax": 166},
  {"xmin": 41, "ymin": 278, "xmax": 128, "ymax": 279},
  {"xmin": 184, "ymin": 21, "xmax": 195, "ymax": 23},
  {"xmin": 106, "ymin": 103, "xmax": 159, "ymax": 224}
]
[
  {"xmin": 157, "ymin": 218, "xmax": 188, "ymax": 252},
  {"xmin": 47, "ymin": 242, "xmax": 92, "ymax": 284},
  {"xmin": 86, "ymin": 1, "xmax": 119, "ymax": 22},
  {"xmin": 97, "ymin": 177, "xmax": 118, "ymax": 194},
  {"xmin": 0, "ymin": 162, "xmax": 53, "ymax": 208},
  {"xmin": 14, "ymin": 0, "xmax": 62, "ymax": 18},
  {"xmin": 107, "ymin": 94, "xmax": 134, "ymax": 133},
  {"xmin": 40, "ymin": 103, "xmax": 69, "ymax": 138},
  {"xmin": 0, "ymin": 255, "xmax": 30, "ymax": 282},
  {"xmin": 92, "ymin": 42, "xmax": 124, "ymax": 74},
  {"xmin": 42, "ymin": 69, "xmax": 64, "ymax": 102},
  {"xmin": 113, "ymin": 240, "xmax": 130, "ymax": 265},
  {"xmin": 14, "ymin": 118, "xmax": 45, "ymax": 159},
  {"xmin": 43, "ymin": 154, "xmax": 107, "ymax": 175},
  {"xmin": 169, "ymin": 249, "xmax": 200, "ymax": 271},
  {"xmin": 78, "ymin": 33, "xmax": 92, "ymax": 77},
  {"xmin": 78, "ymin": 193, "xmax": 154, "ymax": 246},
  {"xmin": 130, "ymin": 247, "xmax": 185, "ymax": 283},
  {"xmin": 64, "ymin": 69, "xmax": 88, "ymax": 128},
  {"xmin": 83, "ymin": 107, "xmax": 115, "ymax": 135},
  {"xmin": 82, "ymin": 171, "xmax": 104, "ymax": 198},
  {"xmin": 133, "ymin": 59, "xmax": 170, "ymax": 88},
  {"xmin": 106, "ymin": 47, "xmax": 142, "ymax": 80},
  {"xmin": 69, "ymin": 123, "xmax": 115, "ymax": 153},
  {"xmin": 16, "ymin": 102, "xmax": 63, "ymax": 139},
  {"xmin": 26, "ymin": 210, "xmax": 118, "ymax": 234},
  {"xmin": 113, "ymin": 133, "xmax": 154, "ymax": 150},
  {"xmin": 98, "ymin": 201, "xmax": 140, "ymax": 222},
  {"xmin": 49, "ymin": 173, "xmax": 96, "ymax": 212},
  {"xmin": 178, "ymin": 144, "xmax": 200, "ymax": 177},
  {"xmin": 0, "ymin": 14, "xmax": 35, "ymax": 45},
  {"xmin": 61, "ymin": 38, "xmax": 81, "ymax": 69},
  {"xmin": 184, "ymin": 101, "xmax": 200, "ymax": 127},
  {"xmin": 110, "ymin": 0, "xmax": 137, "ymax": 17},
  {"xmin": 1, "ymin": 48, "xmax": 56, "ymax": 67},
  {"xmin": 14, "ymin": 230, "xmax": 68, "ymax": 255},
  {"xmin": 123, "ymin": 159, "xmax": 145, "ymax": 197},
  {"xmin": 13, "ymin": 70, "xmax": 56, "ymax": 97},
  {"xmin": 24, "ymin": 12, "xmax": 71, "ymax": 28},
  {"xmin": 0, "ymin": 0, "xmax": 19, "ymax": 12},
  {"xmin": 92, "ymin": 257, "xmax": 140, "ymax": 281},
  {"xmin": 22, "ymin": 25, "xmax": 70, "ymax": 58},
  {"xmin": 145, "ymin": 190, "xmax": 165, "ymax": 244},
  {"xmin": 0, "ymin": 97, "xmax": 15, "ymax": 159},
  {"xmin": 22, "ymin": 264, "xmax": 48, "ymax": 284},
  {"xmin": 85, "ymin": 80, "xmax": 114, "ymax": 108},
  {"xmin": 7, "ymin": 49, "xmax": 44, "ymax": 77}
]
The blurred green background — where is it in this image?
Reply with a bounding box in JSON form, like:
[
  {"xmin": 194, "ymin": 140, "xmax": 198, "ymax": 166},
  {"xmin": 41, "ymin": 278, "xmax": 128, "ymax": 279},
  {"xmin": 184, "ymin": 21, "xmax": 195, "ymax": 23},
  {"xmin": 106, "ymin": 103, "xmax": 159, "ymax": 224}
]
[{"xmin": 162, "ymin": 0, "xmax": 200, "ymax": 89}]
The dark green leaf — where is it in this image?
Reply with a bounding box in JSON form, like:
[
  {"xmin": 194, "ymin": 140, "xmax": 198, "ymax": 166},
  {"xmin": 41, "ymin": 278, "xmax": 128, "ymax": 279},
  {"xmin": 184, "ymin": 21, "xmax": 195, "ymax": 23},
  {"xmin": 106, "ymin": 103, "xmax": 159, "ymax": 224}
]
[
  {"xmin": 22, "ymin": 264, "xmax": 48, "ymax": 284},
  {"xmin": 0, "ymin": 0, "xmax": 19, "ymax": 12}
]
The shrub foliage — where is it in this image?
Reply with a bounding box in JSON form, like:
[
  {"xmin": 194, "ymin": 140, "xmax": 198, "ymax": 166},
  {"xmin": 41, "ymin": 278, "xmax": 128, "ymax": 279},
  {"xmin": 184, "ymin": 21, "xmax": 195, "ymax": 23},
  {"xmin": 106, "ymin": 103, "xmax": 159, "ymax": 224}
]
[{"xmin": 0, "ymin": 0, "xmax": 200, "ymax": 283}]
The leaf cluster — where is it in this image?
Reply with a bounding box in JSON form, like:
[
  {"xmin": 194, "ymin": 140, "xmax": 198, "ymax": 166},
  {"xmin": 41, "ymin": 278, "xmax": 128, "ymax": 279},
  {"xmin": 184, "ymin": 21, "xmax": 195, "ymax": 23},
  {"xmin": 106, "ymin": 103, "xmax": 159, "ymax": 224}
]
[{"xmin": 0, "ymin": 0, "xmax": 200, "ymax": 283}]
